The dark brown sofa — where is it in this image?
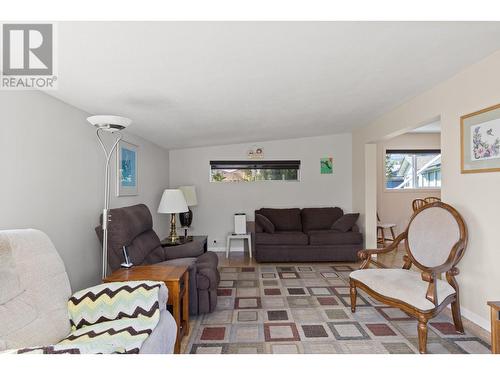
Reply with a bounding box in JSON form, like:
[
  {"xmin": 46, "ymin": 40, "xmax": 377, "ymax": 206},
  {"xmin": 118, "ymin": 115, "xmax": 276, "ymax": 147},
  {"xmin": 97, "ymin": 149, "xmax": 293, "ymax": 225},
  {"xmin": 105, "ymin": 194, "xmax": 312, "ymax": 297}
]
[
  {"xmin": 95, "ymin": 204, "xmax": 220, "ymax": 315},
  {"xmin": 254, "ymin": 207, "xmax": 363, "ymax": 262}
]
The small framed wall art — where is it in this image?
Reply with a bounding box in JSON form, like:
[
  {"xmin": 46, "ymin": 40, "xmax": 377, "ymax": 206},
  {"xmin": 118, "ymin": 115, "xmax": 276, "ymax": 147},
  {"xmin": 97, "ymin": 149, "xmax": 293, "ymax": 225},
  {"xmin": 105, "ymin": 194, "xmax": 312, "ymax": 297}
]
[
  {"xmin": 320, "ymin": 157, "xmax": 333, "ymax": 174},
  {"xmin": 461, "ymin": 103, "xmax": 500, "ymax": 174},
  {"xmin": 117, "ymin": 140, "xmax": 138, "ymax": 196}
]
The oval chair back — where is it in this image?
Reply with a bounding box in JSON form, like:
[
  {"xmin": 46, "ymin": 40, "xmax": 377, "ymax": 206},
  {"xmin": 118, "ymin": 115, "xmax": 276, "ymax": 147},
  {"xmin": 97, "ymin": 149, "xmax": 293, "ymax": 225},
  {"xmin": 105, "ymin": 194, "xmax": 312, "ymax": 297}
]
[{"xmin": 405, "ymin": 202, "xmax": 467, "ymax": 272}]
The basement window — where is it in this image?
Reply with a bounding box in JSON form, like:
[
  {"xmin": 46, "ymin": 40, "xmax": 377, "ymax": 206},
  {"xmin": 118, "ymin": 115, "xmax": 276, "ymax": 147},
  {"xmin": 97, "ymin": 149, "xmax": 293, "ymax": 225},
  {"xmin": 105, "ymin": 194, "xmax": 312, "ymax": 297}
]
[
  {"xmin": 385, "ymin": 149, "xmax": 441, "ymax": 190},
  {"xmin": 210, "ymin": 160, "xmax": 300, "ymax": 182}
]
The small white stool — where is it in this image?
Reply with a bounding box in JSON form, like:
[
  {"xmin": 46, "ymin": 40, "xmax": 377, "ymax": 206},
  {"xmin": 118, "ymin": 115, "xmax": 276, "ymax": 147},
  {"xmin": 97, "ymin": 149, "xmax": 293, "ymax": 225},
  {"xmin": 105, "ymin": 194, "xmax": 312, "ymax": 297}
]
[{"xmin": 226, "ymin": 233, "xmax": 252, "ymax": 258}]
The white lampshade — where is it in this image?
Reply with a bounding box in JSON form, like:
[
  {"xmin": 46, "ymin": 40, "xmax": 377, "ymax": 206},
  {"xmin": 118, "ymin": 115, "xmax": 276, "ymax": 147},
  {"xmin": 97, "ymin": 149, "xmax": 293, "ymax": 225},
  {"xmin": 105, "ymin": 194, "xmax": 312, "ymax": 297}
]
[
  {"xmin": 158, "ymin": 189, "xmax": 189, "ymax": 214},
  {"xmin": 178, "ymin": 185, "xmax": 198, "ymax": 206}
]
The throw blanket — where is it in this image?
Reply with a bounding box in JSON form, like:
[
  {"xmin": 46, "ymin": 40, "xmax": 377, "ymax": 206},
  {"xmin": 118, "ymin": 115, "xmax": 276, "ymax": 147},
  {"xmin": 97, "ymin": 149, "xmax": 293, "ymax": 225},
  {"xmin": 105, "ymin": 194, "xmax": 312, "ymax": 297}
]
[{"xmin": 3, "ymin": 281, "xmax": 163, "ymax": 354}]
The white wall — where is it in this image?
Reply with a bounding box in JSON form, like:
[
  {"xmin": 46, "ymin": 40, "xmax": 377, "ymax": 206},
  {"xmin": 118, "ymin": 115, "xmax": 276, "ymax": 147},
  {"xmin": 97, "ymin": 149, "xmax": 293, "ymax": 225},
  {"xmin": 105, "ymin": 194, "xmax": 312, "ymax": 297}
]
[
  {"xmin": 377, "ymin": 133, "xmax": 441, "ymax": 236},
  {"xmin": 0, "ymin": 91, "xmax": 170, "ymax": 292},
  {"xmin": 353, "ymin": 49, "xmax": 500, "ymax": 330},
  {"xmin": 169, "ymin": 134, "xmax": 353, "ymax": 250}
]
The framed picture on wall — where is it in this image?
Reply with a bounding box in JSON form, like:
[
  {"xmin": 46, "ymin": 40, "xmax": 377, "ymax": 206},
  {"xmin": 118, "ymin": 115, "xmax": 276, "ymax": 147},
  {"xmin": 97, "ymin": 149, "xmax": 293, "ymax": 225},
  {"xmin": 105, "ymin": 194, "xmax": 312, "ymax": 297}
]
[
  {"xmin": 117, "ymin": 140, "xmax": 138, "ymax": 196},
  {"xmin": 461, "ymin": 103, "xmax": 500, "ymax": 174},
  {"xmin": 320, "ymin": 157, "xmax": 333, "ymax": 174}
]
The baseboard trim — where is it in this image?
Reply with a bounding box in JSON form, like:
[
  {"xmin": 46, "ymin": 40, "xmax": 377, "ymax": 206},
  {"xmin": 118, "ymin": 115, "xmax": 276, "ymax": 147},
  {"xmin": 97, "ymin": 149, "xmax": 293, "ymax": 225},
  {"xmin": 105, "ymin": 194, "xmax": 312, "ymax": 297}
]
[
  {"xmin": 208, "ymin": 247, "xmax": 245, "ymax": 253},
  {"xmin": 208, "ymin": 247, "xmax": 226, "ymax": 252},
  {"xmin": 453, "ymin": 305, "xmax": 491, "ymax": 332}
]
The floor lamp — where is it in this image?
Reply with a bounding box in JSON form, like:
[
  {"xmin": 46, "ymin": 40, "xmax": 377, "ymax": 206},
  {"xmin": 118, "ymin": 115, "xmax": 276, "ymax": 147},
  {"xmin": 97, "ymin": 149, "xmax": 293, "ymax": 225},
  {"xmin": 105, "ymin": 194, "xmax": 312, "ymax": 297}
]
[{"xmin": 87, "ymin": 115, "xmax": 132, "ymax": 279}]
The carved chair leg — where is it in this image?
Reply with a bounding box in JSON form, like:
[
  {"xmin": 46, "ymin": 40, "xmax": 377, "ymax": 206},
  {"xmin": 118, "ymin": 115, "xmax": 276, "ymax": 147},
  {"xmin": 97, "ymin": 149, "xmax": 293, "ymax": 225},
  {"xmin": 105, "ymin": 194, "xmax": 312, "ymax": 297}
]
[
  {"xmin": 417, "ymin": 318, "xmax": 428, "ymax": 354},
  {"xmin": 349, "ymin": 280, "xmax": 357, "ymax": 313},
  {"xmin": 451, "ymin": 299, "xmax": 465, "ymax": 333}
]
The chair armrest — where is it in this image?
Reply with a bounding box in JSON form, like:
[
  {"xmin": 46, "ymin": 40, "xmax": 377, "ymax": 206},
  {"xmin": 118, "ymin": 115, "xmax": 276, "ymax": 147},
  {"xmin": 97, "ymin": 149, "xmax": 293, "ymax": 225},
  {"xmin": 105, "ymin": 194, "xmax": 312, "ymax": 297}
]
[
  {"xmin": 421, "ymin": 271, "xmax": 438, "ymax": 307},
  {"xmin": 358, "ymin": 232, "xmax": 406, "ymax": 269},
  {"xmin": 68, "ymin": 281, "xmax": 166, "ymax": 330}
]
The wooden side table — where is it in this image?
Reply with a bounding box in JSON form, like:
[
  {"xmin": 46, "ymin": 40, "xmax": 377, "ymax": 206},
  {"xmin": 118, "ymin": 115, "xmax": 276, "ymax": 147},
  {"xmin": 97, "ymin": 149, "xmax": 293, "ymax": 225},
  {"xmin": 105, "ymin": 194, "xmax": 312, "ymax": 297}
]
[
  {"xmin": 161, "ymin": 235, "xmax": 208, "ymax": 254},
  {"xmin": 103, "ymin": 265, "xmax": 189, "ymax": 354},
  {"xmin": 488, "ymin": 301, "xmax": 500, "ymax": 354}
]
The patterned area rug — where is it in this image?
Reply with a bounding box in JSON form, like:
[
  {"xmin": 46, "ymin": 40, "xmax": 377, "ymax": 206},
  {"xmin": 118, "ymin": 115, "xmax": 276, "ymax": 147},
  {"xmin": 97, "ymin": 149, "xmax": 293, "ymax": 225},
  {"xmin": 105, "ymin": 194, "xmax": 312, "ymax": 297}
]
[{"xmin": 185, "ymin": 263, "xmax": 490, "ymax": 354}]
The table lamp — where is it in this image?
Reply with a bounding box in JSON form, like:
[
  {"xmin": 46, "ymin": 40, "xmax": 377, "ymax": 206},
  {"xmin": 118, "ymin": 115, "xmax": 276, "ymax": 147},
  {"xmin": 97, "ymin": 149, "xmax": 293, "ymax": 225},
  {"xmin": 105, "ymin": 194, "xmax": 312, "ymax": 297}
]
[
  {"xmin": 178, "ymin": 185, "xmax": 198, "ymax": 238},
  {"xmin": 158, "ymin": 189, "xmax": 189, "ymax": 244}
]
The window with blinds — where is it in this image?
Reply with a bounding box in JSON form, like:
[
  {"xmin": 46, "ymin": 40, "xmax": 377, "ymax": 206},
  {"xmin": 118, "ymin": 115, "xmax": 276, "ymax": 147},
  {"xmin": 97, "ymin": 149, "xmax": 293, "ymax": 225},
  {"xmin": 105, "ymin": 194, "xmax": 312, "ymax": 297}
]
[{"xmin": 209, "ymin": 160, "xmax": 300, "ymax": 182}]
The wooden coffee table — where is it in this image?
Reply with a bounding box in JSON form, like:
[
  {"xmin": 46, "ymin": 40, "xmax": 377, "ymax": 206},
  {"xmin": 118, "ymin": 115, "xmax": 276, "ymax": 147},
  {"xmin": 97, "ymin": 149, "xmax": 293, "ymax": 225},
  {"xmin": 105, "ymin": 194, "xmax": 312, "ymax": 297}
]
[{"xmin": 103, "ymin": 265, "xmax": 189, "ymax": 354}]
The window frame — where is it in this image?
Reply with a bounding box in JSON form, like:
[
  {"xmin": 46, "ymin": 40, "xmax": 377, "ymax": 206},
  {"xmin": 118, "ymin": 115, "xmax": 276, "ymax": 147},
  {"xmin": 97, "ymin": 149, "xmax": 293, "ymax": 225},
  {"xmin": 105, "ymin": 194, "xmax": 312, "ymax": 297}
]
[
  {"xmin": 209, "ymin": 160, "xmax": 301, "ymax": 183},
  {"xmin": 383, "ymin": 148, "xmax": 442, "ymax": 193}
]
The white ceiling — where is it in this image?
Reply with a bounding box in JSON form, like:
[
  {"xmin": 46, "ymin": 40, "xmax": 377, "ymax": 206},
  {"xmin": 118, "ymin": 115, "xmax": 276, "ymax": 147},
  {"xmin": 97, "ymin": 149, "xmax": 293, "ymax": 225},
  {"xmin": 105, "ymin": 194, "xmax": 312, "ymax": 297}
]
[{"xmin": 50, "ymin": 22, "xmax": 500, "ymax": 149}]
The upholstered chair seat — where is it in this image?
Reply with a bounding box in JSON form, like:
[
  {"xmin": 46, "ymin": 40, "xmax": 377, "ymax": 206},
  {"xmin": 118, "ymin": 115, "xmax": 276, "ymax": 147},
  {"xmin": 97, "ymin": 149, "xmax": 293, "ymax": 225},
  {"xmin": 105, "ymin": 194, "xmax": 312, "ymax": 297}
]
[{"xmin": 350, "ymin": 269, "xmax": 456, "ymax": 311}]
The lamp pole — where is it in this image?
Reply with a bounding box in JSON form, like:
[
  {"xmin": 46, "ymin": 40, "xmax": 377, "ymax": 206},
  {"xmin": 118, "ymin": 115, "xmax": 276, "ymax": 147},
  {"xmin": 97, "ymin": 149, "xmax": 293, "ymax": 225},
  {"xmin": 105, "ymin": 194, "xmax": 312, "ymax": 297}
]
[
  {"xmin": 88, "ymin": 115, "xmax": 131, "ymax": 279},
  {"xmin": 96, "ymin": 128, "xmax": 122, "ymax": 279}
]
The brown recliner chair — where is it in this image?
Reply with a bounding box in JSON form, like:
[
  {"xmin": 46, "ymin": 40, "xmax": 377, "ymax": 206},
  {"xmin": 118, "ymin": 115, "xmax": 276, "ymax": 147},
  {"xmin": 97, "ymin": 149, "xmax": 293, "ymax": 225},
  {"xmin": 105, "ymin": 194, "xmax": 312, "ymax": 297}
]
[{"xmin": 95, "ymin": 204, "xmax": 219, "ymax": 315}]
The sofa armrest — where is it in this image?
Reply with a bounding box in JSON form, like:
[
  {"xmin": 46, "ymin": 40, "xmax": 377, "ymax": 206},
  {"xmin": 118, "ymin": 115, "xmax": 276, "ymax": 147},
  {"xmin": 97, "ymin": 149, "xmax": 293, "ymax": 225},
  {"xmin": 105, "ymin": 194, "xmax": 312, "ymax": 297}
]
[{"xmin": 68, "ymin": 280, "xmax": 166, "ymax": 330}]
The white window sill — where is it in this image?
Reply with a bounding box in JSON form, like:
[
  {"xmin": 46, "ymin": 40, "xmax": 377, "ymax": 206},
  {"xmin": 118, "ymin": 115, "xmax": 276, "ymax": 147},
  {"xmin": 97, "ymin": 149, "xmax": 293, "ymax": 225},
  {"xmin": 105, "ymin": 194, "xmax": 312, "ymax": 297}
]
[{"xmin": 383, "ymin": 188, "xmax": 441, "ymax": 193}]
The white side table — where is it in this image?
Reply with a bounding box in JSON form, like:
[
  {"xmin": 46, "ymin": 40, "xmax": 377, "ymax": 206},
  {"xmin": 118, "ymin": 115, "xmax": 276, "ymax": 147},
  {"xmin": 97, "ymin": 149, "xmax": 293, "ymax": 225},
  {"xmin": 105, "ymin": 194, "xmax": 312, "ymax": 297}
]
[{"xmin": 226, "ymin": 233, "xmax": 252, "ymax": 259}]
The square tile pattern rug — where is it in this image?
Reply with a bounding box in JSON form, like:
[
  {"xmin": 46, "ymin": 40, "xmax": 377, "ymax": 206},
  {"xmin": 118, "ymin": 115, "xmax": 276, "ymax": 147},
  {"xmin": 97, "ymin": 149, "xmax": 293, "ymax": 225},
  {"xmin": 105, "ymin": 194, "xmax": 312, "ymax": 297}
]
[{"xmin": 185, "ymin": 264, "xmax": 490, "ymax": 354}]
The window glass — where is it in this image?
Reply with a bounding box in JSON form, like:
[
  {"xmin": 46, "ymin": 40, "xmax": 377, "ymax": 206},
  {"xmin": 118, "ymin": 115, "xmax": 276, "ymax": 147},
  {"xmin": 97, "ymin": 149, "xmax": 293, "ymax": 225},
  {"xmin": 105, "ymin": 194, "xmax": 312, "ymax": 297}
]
[{"xmin": 385, "ymin": 151, "xmax": 441, "ymax": 189}]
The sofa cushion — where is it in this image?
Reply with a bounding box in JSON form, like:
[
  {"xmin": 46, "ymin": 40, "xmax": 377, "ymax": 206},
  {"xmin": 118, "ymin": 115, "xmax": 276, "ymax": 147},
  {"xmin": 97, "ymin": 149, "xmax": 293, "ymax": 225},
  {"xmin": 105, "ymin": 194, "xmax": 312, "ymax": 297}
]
[
  {"xmin": 256, "ymin": 231, "xmax": 308, "ymax": 246},
  {"xmin": 331, "ymin": 213, "xmax": 360, "ymax": 232},
  {"xmin": 255, "ymin": 214, "xmax": 275, "ymax": 234},
  {"xmin": 0, "ymin": 238, "xmax": 23, "ymax": 305},
  {"xmin": 257, "ymin": 208, "xmax": 302, "ymax": 231},
  {"xmin": 308, "ymin": 230, "xmax": 363, "ymax": 245},
  {"xmin": 0, "ymin": 230, "xmax": 72, "ymax": 350},
  {"xmin": 301, "ymin": 207, "xmax": 344, "ymax": 233}
]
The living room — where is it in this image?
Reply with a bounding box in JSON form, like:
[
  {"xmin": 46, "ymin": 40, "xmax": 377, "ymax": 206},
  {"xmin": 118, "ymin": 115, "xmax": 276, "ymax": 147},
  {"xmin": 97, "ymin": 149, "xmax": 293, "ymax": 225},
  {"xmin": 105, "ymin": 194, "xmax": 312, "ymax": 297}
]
[{"xmin": 2, "ymin": 1, "xmax": 500, "ymax": 373}]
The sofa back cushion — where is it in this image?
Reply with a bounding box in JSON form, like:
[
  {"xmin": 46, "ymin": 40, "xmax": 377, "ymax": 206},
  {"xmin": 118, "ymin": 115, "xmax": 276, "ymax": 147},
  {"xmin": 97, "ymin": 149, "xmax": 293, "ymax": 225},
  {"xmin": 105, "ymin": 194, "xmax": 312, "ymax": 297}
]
[
  {"xmin": 301, "ymin": 207, "xmax": 344, "ymax": 233},
  {"xmin": 0, "ymin": 229, "xmax": 72, "ymax": 350},
  {"xmin": 96, "ymin": 204, "xmax": 165, "ymax": 272},
  {"xmin": 256, "ymin": 208, "xmax": 302, "ymax": 231}
]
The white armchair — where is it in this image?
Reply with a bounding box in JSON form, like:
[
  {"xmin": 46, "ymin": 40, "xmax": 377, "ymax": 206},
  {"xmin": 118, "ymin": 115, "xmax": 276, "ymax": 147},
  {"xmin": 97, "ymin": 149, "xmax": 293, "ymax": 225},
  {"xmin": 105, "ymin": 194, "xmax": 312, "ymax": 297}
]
[
  {"xmin": 349, "ymin": 202, "xmax": 468, "ymax": 354},
  {"xmin": 0, "ymin": 229, "xmax": 177, "ymax": 353}
]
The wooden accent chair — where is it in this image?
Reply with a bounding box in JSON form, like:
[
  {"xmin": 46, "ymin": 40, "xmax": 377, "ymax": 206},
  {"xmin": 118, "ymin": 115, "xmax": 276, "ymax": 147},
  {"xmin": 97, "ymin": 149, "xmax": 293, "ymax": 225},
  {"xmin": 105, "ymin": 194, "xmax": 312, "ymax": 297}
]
[
  {"xmin": 412, "ymin": 198, "xmax": 427, "ymax": 212},
  {"xmin": 350, "ymin": 202, "xmax": 468, "ymax": 354},
  {"xmin": 424, "ymin": 196, "xmax": 441, "ymax": 204},
  {"xmin": 412, "ymin": 197, "xmax": 441, "ymax": 212},
  {"xmin": 377, "ymin": 213, "xmax": 396, "ymax": 245}
]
